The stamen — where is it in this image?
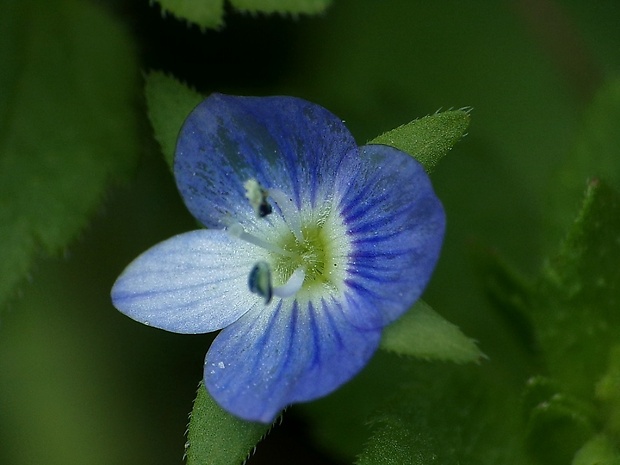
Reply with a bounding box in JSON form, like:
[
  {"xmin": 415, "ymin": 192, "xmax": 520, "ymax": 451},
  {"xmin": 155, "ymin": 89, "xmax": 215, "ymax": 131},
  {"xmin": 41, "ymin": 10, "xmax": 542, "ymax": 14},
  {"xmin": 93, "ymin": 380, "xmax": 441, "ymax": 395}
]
[
  {"xmin": 227, "ymin": 223, "xmax": 295, "ymax": 258},
  {"xmin": 248, "ymin": 261, "xmax": 272, "ymax": 304},
  {"xmin": 244, "ymin": 179, "xmax": 273, "ymax": 218},
  {"xmin": 248, "ymin": 262, "xmax": 306, "ymax": 304},
  {"xmin": 268, "ymin": 189, "xmax": 304, "ymax": 242},
  {"xmin": 273, "ymin": 268, "xmax": 306, "ymax": 299}
]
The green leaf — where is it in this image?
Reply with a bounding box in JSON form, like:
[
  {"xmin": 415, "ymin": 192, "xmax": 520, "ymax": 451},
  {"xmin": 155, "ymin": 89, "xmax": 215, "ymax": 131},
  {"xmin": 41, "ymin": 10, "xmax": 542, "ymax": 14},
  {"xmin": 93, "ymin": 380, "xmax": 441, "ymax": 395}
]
[
  {"xmin": 186, "ymin": 382, "xmax": 271, "ymax": 465},
  {"xmin": 547, "ymin": 78, "xmax": 620, "ymax": 242},
  {"xmin": 0, "ymin": 0, "xmax": 139, "ymax": 308},
  {"xmin": 380, "ymin": 300, "xmax": 484, "ymax": 363},
  {"xmin": 229, "ymin": 0, "xmax": 331, "ymax": 15},
  {"xmin": 531, "ymin": 180, "xmax": 620, "ymax": 397},
  {"xmin": 144, "ymin": 71, "xmax": 203, "ymax": 170},
  {"xmin": 155, "ymin": 0, "xmax": 225, "ymax": 30},
  {"xmin": 522, "ymin": 376, "xmax": 597, "ymax": 465},
  {"xmin": 368, "ymin": 109, "xmax": 470, "ymax": 173},
  {"xmin": 572, "ymin": 436, "xmax": 620, "ymax": 465},
  {"xmin": 154, "ymin": 0, "xmax": 331, "ymax": 30},
  {"xmin": 355, "ymin": 365, "xmax": 530, "ymax": 465},
  {"xmin": 595, "ymin": 345, "xmax": 620, "ymax": 437}
]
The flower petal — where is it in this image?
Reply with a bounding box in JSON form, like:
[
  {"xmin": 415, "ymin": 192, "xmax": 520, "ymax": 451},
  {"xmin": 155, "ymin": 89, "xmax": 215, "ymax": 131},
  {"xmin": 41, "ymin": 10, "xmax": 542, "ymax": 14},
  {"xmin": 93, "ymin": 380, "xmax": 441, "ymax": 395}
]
[
  {"xmin": 335, "ymin": 144, "xmax": 446, "ymax": 329},
  {"xmin": 204, "ymin": 296, "xmax": 382, "ymax": 423},
  {"xmin": 174, "ymin": 94, "xmax": 357, "ymax": 229},
  {"xmin": 111, "ymin": 230, "xmax": 263, "ymax": 334}
]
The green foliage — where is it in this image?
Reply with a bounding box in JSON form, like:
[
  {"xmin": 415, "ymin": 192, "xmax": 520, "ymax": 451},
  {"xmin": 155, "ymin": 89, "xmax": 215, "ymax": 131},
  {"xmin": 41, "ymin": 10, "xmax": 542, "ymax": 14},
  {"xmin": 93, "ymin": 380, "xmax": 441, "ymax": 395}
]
[
  {"xmin": 369, "ymin": 109, "xmax": 471, "ymax": 173},
  {"xmin": 230, "ymin": 0, "xmax": 331, "ymax": 15},
  {"xmin": 573, "ymin": 436, "xmax": 620, "ymax": 465},
  {"xmin": 0, "ymin": 0, "xmax": 139, "ymax": 309},
  {"xmin": 145, "ymin": 72, "xmax": 203, "ymax": 170},
  {"xmin": 380, "ymin": 300, "xmax": 483, "ymax": 364},
  {"xmin": 522, "ymin": 377, "xmax": 597, "ymax": 464},
  {"xmin": 154, "ymin": 0, "xmax": 331, "ymax": 30},
  {"xmin": 156, "ymin": 0, "xmax": 225, "ymax": 29},
  {"xmin": 547, "ymin": 78, "xmax": 620, "ymax": 243},
  {"xmin": 596, "ymin": 346, "xmax": 620, "ymax": 437},
  {"xmin": 355, "ymin": 365, "xmax": 529, "ymax": 465},
  {"xmin": 186, "ymin": 383, "xmax": 270, "ymax": 465},
  {"xmin": 533, "ymin": 180, "xmax": 620, "ymax": 398},
  {"xmin": 489, "ymin": 180, "xmax": 620, "ymax": 464}
]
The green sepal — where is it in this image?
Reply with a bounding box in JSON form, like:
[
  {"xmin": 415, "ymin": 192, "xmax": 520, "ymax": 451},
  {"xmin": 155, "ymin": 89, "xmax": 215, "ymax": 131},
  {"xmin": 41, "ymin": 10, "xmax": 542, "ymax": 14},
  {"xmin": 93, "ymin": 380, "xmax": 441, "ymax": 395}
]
[
  {"xmin": 380, "ymin": 300, "xmax": 484, "ymax": 364},
  {"xmin": 368, "ymin": 109, "xmax": 471, "ymax": 173},
  {"xmin": 144, "ymin": 71, "xmax": 203, "ymax": 170},
  {"xmin": 0, "ymin": 0, "xmax": 139, "ymax": 308},
  {"xmin": 186, "ymin": 382, "xmax": 271, "ymax": 465}
]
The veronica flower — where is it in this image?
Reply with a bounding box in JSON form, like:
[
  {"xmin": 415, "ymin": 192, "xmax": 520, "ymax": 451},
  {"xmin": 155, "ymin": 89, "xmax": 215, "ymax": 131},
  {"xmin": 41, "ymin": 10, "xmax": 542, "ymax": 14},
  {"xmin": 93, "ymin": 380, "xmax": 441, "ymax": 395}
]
[{"xmin": 111, "ymin": 94, "xmax": 445, "ymax": 423}]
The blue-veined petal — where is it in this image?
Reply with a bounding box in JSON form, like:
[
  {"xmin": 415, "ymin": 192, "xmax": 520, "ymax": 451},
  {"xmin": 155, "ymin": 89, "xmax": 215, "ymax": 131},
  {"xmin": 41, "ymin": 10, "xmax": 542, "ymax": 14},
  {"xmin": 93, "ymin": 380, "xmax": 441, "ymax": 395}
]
[
  {"xmin": 174, "ymin": 94, "xmax": 356, "ymax": 229},
  {"xmin": 111, "ymin": 230, "xmax": 264, "ymax": 334},
  {"xmin": 204, "ymin": 296, "xmax": 382, "ymax": 423},
  {"xmin": 335, "ymin": 144, "xmax": 446, "ymax": 329}
]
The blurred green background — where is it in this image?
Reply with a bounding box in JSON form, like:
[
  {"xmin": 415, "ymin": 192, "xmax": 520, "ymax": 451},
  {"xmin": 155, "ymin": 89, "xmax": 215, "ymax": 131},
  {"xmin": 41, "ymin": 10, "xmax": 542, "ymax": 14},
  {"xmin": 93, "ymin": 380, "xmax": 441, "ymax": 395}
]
[{"xmin": 1, "ymin": 0, "xmax": 619, "ymax": 463}]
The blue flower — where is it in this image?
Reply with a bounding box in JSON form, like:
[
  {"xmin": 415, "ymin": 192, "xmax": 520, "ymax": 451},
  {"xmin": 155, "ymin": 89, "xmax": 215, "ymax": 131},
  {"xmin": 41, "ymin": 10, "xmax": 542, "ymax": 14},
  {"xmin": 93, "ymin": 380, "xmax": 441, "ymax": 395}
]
[{"xmin": 111, "ymin": 94, "xmax": 445, "ymax": 423}]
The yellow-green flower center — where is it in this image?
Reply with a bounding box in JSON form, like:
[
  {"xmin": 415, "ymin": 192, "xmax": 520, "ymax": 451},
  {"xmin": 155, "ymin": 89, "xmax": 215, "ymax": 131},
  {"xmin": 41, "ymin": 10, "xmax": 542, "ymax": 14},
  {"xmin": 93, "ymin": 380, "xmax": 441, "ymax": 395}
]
[
  {"xmin": 272, "ymin": 223, "xmax": 335, "ymax": 293},
  {"xmin": 240, "ymin": 179, "xmax": 351, "ymax": 303}
]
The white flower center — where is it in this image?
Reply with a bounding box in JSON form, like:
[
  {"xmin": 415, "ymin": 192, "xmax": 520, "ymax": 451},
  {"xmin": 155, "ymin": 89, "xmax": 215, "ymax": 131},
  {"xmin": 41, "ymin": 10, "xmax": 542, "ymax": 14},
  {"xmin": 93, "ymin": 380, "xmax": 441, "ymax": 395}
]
[{"xmin": 229, "ymin": 179, "xmax": 351, "ymax": 304}]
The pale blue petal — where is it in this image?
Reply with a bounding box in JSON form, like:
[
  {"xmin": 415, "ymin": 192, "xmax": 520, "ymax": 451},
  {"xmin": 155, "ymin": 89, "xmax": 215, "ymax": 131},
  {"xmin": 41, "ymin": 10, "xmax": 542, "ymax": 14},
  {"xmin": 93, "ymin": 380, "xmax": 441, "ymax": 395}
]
[
  {"xmin": 335, "ymin": 144, "xmax": 446, "ymax": 329},
  {"xmin": 204, "ymin": 296, "xmax": 381, "ymax": 423},
  {"xmin": 174, "ymin": 94, "xmax": 356, "ymax": 229},
  {"xmin": 111, "ymin": 230, "xmax": 263, "ymax": 334}
]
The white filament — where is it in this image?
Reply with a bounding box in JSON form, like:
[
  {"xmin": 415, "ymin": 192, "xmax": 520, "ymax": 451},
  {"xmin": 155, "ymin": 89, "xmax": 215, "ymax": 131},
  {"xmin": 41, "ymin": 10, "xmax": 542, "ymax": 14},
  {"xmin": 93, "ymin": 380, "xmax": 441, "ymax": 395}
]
[{"xmin": 227, "ymin": 223, "xmax": 295, "ymax": 258}]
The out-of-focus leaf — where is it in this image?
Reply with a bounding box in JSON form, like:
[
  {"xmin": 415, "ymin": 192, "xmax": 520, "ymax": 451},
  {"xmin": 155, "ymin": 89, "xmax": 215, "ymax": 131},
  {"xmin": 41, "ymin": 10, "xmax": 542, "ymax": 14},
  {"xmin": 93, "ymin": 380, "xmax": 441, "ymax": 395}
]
[
  {"xmin": 522, "ymin": 376, "xmax": 597, "ymax": 465},
  {"xmin": 369, "ymin": 109, "xmax": 470, "ymax": 173},
  {"xmin": 547, "ymin": 78, "xmax": 620, "ymax": 241},
  {"xmin": 530, "ymin": 180, "xmax": 620, "ymax": 397},
  {"xmin": 0, "ymin": 0, "xmax": 139, "ymax": 309},
  {"xmin": 355, "ymin": 365, "xmax": 530, "ymax": 465},
  {"xmin": 154, "ymin": 0, "xmax": 331, "ymax": 30},
  {"xmin": 596, "ymin": 345, "xmax": 620, "ymax": 437},
  {"xmin": 380, "ymin": 300, "xmax": 484, "ymax": 364},
  {"xmin": 155, "ymin": 0, "xmax": 224, "ymax": 30},
  {"xmin": 144, "ymin": 71, "xmax": 203, "ymax": 169},
  {"xmin": 572, "ymin": 436, "xmax": 620, "ymax": 465},
  {"xmin": 230, "ymin": 0, "xmax": 331, "ymax": 15},
  {"xmin": 186, "ymin": 383, "xmax": 270, "ymax": 465},
  {"xmin": 298, "ymin": 351, "xmax": 411, "ymax": 462}
]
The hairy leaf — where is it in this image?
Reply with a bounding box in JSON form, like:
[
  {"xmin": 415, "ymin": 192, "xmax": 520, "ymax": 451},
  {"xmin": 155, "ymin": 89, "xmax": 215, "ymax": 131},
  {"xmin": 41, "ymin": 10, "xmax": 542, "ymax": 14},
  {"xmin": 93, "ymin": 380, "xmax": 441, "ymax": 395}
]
[
  {"xmin": 154, "ymin": 0, "xmax": 331, "ymax": 30},
  {"xmin": 186, "ymin": 383, "xmax": 271, "ymax": 465},
  {"xmin": 369, "ymin": 109, "xmax": 470, "ymax": 173},
  {"xmin": 0, "ymin": 0, "xmax": 139, "ymax": 309},
  {"xmin": 144, "ymin": 71, "xmax": 203, "ymax": 169},
  {"xmin": 547, "ymin": 78, "xmax": 620, "ymax": 241},
  {"xmin": 380, "ymin": 300, "xmax": 484, "ymax": 363},
  {"xmin": 230, "ymin": 0, "xmax": 331, "ymax": 15},
  {"xmin": 533, "ymin": 180, "xmax": 620, "ymax": 397},
  {"xmin": 356, "ymin": 365, "xmax": 529, "ymax": 465}
]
